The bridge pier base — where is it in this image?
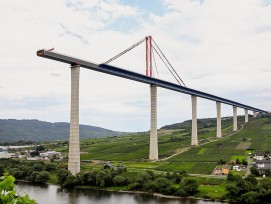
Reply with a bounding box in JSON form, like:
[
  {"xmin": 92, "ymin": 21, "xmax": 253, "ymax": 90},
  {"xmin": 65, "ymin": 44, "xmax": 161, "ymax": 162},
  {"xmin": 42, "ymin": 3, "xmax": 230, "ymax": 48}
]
[
  {"xmin": 68, "ymin": 65, "xmax": 80, "ymax": 175},
  {"xmin": 233, "ymin": 106, "xmax": 237, "ymax": 131},
  {"xmin": 191, "ymin": 95, "xmax": 198, "ymax": 145},
  {"xmin": 245, "ymin": 109, "xmax": 248, "ymax": 123},
  {"xmin": 216, "ymin": 102, "xmax": 222, "ymax": 138},
  {"xmin": 149, "ymin": 85, "xmax": 158, "ymax": 160},
  {"xmin": 253, "ymin": 111, "xmax": 257, "ymax": 118}
]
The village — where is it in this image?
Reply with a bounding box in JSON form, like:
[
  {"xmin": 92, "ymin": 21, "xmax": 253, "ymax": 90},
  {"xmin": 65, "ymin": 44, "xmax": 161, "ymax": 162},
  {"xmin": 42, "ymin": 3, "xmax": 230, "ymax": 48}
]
[
  {"xmin": 211, "ymin": 152, "xmax": 271, "ymax": 177},
  {"xmin": 1, "ymin": 144, "xmax": 271, "ymax": 177},
  {"xmin": 0, "ymin": 145, "xmax": 63, "ymax": 161}
]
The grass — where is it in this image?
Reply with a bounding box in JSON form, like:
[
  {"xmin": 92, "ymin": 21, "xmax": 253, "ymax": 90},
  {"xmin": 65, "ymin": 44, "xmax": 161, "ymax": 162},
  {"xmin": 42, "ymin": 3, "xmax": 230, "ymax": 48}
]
[
  {"xmin": 231, "ymin": 155, "xmax": 247, "ymax": 162},
  {"xmin": 52, "ymin": 117, "xmax": 271, "ymax": 176},
  {"xmin": 196, "ymin": 185, "xmax": 227, "ymax": 200},
  {"xmin": 197, "ymin": 148, "xmax": 206, "ymax": 154}
]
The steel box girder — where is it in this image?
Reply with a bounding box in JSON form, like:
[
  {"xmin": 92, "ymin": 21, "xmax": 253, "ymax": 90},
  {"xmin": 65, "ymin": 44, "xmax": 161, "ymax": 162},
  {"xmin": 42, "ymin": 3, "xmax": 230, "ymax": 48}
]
[{"xmin": 36, "ymin": 49, "xmax": 267, "ymax": 113}]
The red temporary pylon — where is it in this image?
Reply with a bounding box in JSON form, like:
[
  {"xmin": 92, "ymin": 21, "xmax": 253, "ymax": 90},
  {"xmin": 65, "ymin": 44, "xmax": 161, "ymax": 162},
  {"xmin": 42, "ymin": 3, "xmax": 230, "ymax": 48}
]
[{"xmin": 146, "ymin": 36, "xmax": 152, "ymax": 77}]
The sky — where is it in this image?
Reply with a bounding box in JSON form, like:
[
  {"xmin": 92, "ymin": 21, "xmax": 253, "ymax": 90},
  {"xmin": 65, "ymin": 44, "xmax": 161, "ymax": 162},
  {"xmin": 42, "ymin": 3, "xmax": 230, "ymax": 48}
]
[{"xmin": 0, "ymin": 0, "xmax": 270, "ymax": 132}]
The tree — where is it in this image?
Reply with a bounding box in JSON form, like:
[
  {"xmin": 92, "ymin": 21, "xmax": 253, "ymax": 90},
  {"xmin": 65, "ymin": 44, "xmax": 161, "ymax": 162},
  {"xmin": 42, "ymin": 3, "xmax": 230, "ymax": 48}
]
[
  {"xmin": 218, "ymin": 159, "xmax": 226, "ymax": 165},
  {"xmin": 113, "ymin": 176, "xmax": 126, "ymax": 186},
  {"xmin": 95, "ymin": 169, "xmax": 112, "ymax": 187},
  {"xmin": 56, "ymin": 168, "xmax": 71, "ymax": 185},
  {"xmin": 30, "ymin": 151, "xmax": 39, "ymax": 157},
  {"xmin": 259, "ymin": 178, "xmax": 271, "ymax": 189},
  {"xmin": 32, "ymin": 163, "xmax": 45, "ymax": 171},
  {"xmin": 45, "ymin": 163, "xmax": 56, "ymax": 171},
  {"xmin": 236, "ymin": 158, "xmax": 241, "ymax": 164},
  {"xmin": 0, "ymin": 164, "xmax": 4, "ymax": 176},
  {"xmin": 226, "ymin": 184, "xmax": 240, "ymax": 199},
  {"xmin": 35, "ymin": 171, "xmax": 49, "ymax": 183},
  {"xmin": 242, "ymin": 159, "xmax": 248, "ymax": 165},
  {"xmin": 36, "ymin": 145, "xmax": 45, "ymax": 152},
  {"xmin": 62, "ymin": 174, "xmax": 75, "ymax": 188},
  {"xmin": 250, "ymin": 167, "xmax": 260, "ymax": 176},
  {"xmin": 227, "ymin": 172, "xmax": 235, "ymax": 181},
  {"xmin": 0, "ymin": 175, "xmax": 36, "ymax": 204},
  {"xmin": 178, "ymin": 178, "xmax": 198, "ymax": 196},
  {"xmin": 245, "ymin": 175, "xmax": 258, "ymax": 186},
  {"xmin": 240, "ymin": 191, "xmax": 259, "ymax": 204}
]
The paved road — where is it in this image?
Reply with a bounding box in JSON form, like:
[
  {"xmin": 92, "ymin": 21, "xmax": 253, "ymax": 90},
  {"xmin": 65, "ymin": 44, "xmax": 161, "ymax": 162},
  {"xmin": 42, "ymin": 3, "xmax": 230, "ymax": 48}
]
[{"xmin": 246, "ymin": 155, "xmax": 251, "ymax": 177}]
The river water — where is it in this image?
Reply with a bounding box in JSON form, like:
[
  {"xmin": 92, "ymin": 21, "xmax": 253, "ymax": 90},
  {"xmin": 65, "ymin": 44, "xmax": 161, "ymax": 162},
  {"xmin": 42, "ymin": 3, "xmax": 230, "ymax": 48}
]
[{"xmin": 16, "ymin": 182, "xmax": 225, "ymax": 204}]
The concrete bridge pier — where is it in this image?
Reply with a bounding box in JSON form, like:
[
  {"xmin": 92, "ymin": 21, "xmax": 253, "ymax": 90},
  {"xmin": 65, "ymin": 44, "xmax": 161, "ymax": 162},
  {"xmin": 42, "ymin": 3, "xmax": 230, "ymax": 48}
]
[
  {"xmin": 233, "ymin": 106, "xmax": 237, "ymax": 131},
  {"xmin": 191, "ymin": 95, "xmax": 198, "ymax": 145},
  {"xmin": 245, "ymin": 109, "xmax": 248, "ymax": 123},
  {"xmin": 216, "ymin": 102, "xmax": 222, "ymax": 138},
  {"xmin": 253, "ymin": 111, "xmax": 258, "ymax": 118},
  {"xmin": 68, "ymin": 65, "xmax": 81, "ymax": 175},
  {"xmin": 149, "ymin": 85, "xmax": 158, "ymax": 160}
]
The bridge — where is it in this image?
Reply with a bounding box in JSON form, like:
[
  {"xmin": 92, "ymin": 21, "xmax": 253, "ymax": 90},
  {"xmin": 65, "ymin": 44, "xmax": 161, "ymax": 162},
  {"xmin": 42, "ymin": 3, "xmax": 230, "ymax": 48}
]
[{"xmin": 37, "ymin": 46, "xmax": 268, "ymax": 175}]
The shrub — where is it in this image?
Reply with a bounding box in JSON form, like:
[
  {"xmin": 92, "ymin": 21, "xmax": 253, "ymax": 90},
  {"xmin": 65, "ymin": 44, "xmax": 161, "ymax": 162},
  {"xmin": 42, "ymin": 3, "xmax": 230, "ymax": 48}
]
[{"xmin": 113, "ymin": 176, "xmax": 126, "ymax": 186}]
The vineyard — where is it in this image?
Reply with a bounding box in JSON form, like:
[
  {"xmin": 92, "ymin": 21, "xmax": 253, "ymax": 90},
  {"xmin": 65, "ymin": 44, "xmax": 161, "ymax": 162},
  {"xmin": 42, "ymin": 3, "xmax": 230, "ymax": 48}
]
[{"xmin": 53, "ymin": 117, "xmax": 271, "ymax": 175}]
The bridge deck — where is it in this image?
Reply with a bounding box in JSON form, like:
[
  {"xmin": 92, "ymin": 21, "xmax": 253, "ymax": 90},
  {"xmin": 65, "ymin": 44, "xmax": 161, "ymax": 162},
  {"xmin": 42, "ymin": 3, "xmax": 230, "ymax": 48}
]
[{"xmin": 36, "ymin": 49, "xmax": 267, "ymax": 113}]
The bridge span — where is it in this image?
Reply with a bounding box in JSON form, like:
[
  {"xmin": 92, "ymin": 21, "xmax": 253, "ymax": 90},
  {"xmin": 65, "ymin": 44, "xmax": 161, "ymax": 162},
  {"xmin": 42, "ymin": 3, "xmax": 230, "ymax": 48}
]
[{"xmin": 37, "ymin": 49, "xmax": 268, "ymax": 175}]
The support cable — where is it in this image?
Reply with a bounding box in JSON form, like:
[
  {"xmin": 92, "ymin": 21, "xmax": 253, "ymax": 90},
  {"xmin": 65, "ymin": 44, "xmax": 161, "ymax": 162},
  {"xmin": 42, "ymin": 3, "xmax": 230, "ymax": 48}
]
[
  {"xmin": 103, "ymin": 36, "xmax": 186, "ymax": 87},
  {"xmin": 104, "ymin": 38, "xmax": 145, "ymax": 64},
  {"xmin": 152, "ymin": 47, "xmax": 159, "ymax": 78},
  {"xmin": 152, "ymin": 39, "xmax": 187, "ymax": 87},
  {"xmin": 152, "ymin": 46, "xmax": 182, "ymax": 85}
]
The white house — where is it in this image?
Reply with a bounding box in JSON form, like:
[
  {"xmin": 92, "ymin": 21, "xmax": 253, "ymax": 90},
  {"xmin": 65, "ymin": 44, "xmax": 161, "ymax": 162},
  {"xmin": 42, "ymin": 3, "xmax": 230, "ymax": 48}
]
[
  {"xmin": 254, "ymin": 153, "xmax": 265, "ymax": 160},
  {"xmin": 0, "ymin": 153, "xmax": 16, "ymax": 159},
  {"xmin": 233, "ymin": 166, "xmax": 241, "ymax": 171}
]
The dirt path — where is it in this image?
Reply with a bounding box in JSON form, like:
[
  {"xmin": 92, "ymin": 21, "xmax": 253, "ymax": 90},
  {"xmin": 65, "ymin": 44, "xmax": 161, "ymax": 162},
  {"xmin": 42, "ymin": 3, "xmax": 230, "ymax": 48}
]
[{"xmin": 160, "ymin": 122, "xmax": 247, "ymax": 161}]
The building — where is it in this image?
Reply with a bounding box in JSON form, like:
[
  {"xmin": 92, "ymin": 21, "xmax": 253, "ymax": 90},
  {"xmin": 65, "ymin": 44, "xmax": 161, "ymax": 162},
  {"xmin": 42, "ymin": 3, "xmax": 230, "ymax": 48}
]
[
  {"xmin": 254, "ymin": 153, "xmax": 266, "ymax": 161},
  {"xmin": 0, "ymin": 152, "xmax": 16, "ymax": 159},
  {"xmin": 213, "ymin": 166, "xmax": 229, "ymax": 175},
  {"xmin": 232, "ymin": 165, "xmax": 241, "ymax": 171},
  {"xmin": 254, "ymin": 160, "xmax": 271, "ymax": 173},
  {"xmin": 39, "ymin": 151, "xmax": 62, "ymax": 160}
]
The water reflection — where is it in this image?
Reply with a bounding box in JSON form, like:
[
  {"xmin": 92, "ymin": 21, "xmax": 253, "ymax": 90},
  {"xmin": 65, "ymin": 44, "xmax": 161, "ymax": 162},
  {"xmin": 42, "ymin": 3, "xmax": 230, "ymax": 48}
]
[{"xmin": 15, "ymin": 182, "xmax": 225, "ymax": 204}]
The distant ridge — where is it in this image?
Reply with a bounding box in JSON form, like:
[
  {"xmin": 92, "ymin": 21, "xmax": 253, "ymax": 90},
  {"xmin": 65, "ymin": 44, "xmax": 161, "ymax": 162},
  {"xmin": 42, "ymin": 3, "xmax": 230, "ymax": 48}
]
[{"xmin": 0, "ymin": 119, "xmax": 128, "ymax": 142}]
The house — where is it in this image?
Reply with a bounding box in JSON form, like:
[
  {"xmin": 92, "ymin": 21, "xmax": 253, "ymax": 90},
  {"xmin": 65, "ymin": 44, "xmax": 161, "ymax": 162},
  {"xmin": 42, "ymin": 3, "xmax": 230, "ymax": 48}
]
[
  {"xmin": 254, "ymin": 160, "xmax": 271, "ymax": 173},
  {"xmin": 40, "ymin": 151, "xmax": 62, "ymax": 159},
  {"xmin": 27, "ymin": 157, "xmax": 40, "ymax": 161},
  {"xmin": 233, "ymin": 166, "xmax": 241, "ymax": 171},
  {"xmin": 104, "ymin": 161, "xmax": 112, "ymax": 169},
  {"xmin": 254, "ymin": 153, "xmax": 265, "ymax": 161},
  {"xmin": 0, "ymin": 152, "xmax": 16, "ymax": 159},
  {"xmin": 213, "ymin": 166, "xmax": 229, "ymax": 175}
]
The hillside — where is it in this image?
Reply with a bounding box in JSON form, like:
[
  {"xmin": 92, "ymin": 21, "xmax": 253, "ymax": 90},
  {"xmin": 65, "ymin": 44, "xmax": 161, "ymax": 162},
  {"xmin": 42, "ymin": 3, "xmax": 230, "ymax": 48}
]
[
  {"xmin": 161, "ymin": 116, "xmax": 249, "ymax": 130},
  {"xmin": 0, "ymin": 119, "xmax": 127, "ymax": 142},
  {"xmin": 50, "ymin": 116, "xmax": 271, "ymax": 175}
]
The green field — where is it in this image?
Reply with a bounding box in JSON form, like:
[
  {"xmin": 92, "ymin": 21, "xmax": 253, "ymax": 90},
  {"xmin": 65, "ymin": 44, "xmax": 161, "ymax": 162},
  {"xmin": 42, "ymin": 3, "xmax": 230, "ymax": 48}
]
[{"xmin": 53, "ymin": 117, "xmax": 271, "ymax": 175}]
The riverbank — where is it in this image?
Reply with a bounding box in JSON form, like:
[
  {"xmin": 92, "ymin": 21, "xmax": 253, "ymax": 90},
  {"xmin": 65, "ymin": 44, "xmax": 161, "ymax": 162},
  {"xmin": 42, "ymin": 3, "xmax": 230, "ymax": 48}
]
[
  {"xmin": 15, "ymin": 179, "xmax": 228, "ymax": 203},
  {"xmin": 75, "ymin": 185, "xmax": 229, "ymax": 203},
  {"xmin": 16, "ymin": 181, "xmax": 227, "ymax": 204}
]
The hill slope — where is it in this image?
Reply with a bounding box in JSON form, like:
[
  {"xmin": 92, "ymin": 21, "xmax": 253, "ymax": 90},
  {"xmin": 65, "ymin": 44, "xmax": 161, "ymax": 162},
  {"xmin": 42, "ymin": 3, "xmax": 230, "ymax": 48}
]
[
  {"xmin": 0, "ymin": 119, "xmax": 127, "ymax": 142},
  {"xmin": 51, "ymin": 116, "xmax": 271, "ymax": 175}
]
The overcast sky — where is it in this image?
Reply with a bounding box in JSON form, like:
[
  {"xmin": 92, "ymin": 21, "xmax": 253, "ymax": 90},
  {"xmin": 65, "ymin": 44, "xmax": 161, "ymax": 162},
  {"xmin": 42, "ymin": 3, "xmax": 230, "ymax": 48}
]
[{"xmin": 0, "ymin": 0, "xmax": 270, "ymax": 132}]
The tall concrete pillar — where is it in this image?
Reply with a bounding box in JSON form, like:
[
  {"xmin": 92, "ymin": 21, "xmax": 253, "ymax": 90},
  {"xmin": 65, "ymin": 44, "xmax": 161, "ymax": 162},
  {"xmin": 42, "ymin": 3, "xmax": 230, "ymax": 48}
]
[
  {"xmin": 216, "ymin": 102, "xmax": 222, "ymax": 138},
  {"xmin": 245, "ymin": 109, "xmax": 248, "ymax": 123},
  {"xmin": 149, "ymin": 85, "xmax": 158, "ymax": 160},
  {"xmin": 233, "ymin": 106, "xmax": 237, "ymax": 131},
  {"xmin": 68, "ymin": 65, "xmax": 80, "ymax": 175},
  {"xmin": 191, "ymin": 95, "xmax": 198, "ymax": 145},
  {"xmin": 253, "ymin": 111, "xmax": 257, "ymax": 118}
]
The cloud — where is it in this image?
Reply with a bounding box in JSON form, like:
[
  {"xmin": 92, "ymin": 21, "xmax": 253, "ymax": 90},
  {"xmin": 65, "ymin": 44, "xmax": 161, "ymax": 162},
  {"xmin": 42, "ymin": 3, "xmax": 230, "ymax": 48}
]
[
  {"xmin": 51, "ymin": 73, "xmax": 61, "ymax": 77},
  {"xmin": 0, "ymin": 0, "xmax": 270, "ymax": 131}
]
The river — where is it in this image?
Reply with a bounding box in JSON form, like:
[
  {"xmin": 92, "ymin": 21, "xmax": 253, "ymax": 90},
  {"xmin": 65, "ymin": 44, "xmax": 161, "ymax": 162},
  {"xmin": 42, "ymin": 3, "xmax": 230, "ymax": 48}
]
[{"xmin": 16, "ymin": 182, "xmax": 225, "ymax": 204}]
